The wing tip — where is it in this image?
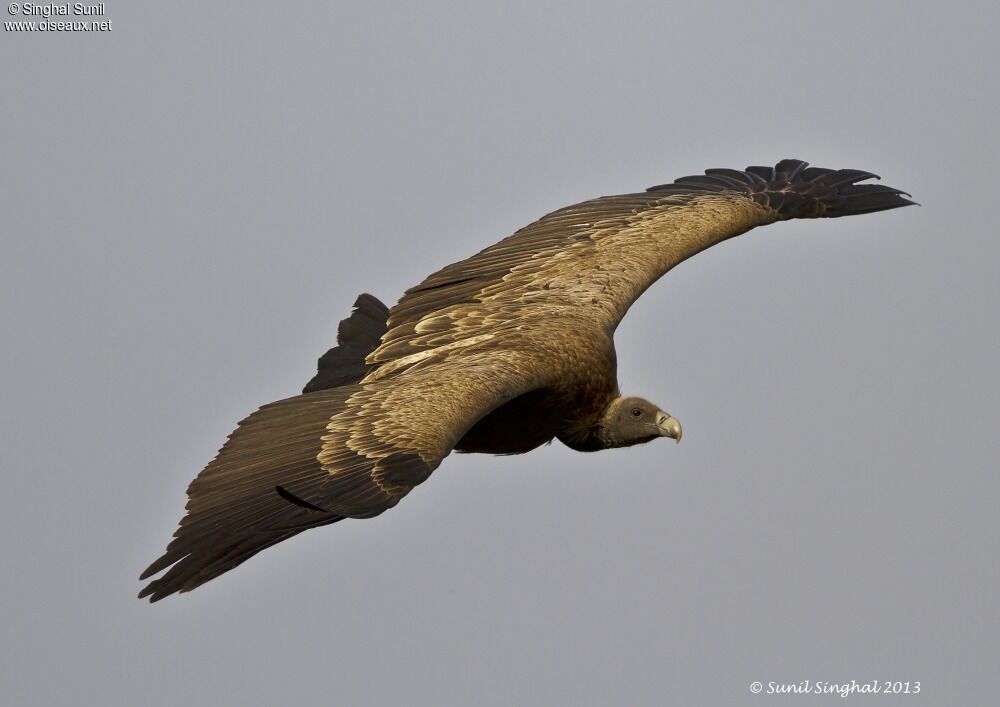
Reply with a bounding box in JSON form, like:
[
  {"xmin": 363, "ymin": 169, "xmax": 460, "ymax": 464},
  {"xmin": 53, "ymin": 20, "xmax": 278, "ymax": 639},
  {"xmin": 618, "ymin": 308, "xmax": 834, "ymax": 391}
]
[{"xmin": 651, "ymin": 158, "xmax": 914, "ymax": 220}]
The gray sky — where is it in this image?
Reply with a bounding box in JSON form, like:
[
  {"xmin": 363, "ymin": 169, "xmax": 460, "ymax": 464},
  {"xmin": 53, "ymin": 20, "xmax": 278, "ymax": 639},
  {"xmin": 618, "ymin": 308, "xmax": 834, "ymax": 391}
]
[{"xmin": 2, "ymin": 2, "xmax": 998, "ymax": 705}]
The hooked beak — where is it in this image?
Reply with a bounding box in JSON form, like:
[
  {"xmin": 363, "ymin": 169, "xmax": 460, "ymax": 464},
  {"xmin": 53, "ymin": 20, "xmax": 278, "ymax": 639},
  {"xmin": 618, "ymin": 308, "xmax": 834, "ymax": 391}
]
[{"xmin": 655, "ymin": 412, "xmax": 682, "ymax": 444}]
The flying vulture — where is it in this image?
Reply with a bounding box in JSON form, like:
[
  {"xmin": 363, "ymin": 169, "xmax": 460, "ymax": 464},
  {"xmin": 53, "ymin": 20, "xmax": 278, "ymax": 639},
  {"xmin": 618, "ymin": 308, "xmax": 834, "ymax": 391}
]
[{"xmin": 140, "ymin": 159, "xmax": 913, "ymax": 601}]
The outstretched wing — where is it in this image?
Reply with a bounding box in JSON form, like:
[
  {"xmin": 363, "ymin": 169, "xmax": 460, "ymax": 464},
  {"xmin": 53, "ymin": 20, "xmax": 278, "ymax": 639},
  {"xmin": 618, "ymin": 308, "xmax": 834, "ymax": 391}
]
[
  {"xmin": 366, "ymin": 159, "xmax": 914, "ymax": 376},
  {"xmin": 139, "ymin": 347, "xmax": 548, "ymax": 601}
]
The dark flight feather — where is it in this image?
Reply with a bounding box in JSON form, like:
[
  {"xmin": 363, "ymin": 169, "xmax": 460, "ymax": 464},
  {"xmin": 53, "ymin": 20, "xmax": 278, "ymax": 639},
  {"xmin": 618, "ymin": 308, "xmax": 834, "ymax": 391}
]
[{"xmin": 654, "ymin": 159, "xmax": 913, "ymax": 219}]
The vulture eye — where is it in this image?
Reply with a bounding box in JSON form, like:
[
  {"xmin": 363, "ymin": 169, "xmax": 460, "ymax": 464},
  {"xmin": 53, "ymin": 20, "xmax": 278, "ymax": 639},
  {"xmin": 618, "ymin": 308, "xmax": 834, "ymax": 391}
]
[{"xmin": 630, "ymin": 408, "xmax": 642, "ymax": 417}]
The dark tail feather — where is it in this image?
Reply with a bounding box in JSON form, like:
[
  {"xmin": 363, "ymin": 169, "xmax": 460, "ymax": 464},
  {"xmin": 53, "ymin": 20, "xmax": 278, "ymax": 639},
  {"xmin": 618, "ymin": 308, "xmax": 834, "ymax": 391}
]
[
  {"xmin": 663, "ymin": 159, "xmax": 916, "ymax": 220},
  {"xmin": 303, "ymin": 293, "xmax": 389, "ymax": 393}
]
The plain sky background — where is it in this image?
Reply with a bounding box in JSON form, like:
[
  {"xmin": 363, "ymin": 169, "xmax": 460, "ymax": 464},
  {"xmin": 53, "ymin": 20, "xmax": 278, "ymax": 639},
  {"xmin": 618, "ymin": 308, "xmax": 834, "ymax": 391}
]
[{"xmin": 2, "ymin": 2, "xmax": 998, "ymax": 705}]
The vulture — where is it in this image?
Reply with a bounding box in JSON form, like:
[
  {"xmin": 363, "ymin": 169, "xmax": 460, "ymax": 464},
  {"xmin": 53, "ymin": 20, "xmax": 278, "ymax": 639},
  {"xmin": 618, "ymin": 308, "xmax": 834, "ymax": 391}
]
[{"xmin": 140, "ymin": 159, "xmax": 913, "ymax": 601}]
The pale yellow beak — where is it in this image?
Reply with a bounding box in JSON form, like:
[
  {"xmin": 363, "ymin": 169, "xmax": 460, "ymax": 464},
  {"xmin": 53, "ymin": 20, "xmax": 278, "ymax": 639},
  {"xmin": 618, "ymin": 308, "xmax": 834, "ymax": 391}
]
[{"xmin": 656, "ymin": 413, "xmax": 682, "ymax": 444}]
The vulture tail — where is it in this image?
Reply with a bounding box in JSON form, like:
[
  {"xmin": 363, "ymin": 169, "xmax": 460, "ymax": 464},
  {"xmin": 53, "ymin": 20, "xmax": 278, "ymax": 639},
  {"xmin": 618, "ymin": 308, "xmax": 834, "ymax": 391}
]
[
  {"xmin": 669, "ymin": 158, "xmax": 917, "ymax": 220},
  {"xmin": 303, "ymin": 293, "xmax": 389, "ymax": 393}
]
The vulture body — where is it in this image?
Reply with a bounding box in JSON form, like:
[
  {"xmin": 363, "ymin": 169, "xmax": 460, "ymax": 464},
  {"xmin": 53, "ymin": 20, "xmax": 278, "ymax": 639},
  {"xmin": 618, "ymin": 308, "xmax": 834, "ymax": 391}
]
[{"xmin": 140, "ymin": 159, "xmax": 913, "ymax": 601}]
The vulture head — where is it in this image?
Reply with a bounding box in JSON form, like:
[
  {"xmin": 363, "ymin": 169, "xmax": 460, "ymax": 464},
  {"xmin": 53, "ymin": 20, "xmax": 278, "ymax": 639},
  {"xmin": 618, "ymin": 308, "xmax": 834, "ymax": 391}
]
[{"xmin": 596, "ymin": 396, "xmax": 682, "ymax": 449}]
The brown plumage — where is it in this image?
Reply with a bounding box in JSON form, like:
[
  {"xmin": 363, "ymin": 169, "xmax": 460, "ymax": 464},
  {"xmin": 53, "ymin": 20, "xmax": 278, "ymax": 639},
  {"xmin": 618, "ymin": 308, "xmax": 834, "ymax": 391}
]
[{"xmin": 139, "ymin": 159, "xmax": 914, "ymax": 601}]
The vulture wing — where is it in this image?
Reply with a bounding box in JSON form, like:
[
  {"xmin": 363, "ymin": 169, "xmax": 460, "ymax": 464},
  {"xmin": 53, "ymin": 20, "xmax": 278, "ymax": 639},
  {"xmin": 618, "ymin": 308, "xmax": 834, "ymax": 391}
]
[
  {"xmin": 367, "ymin": 159, "xmax": 913, "ymax": 377},
  {"xmin": 139, "ymin": 348, "xmax": 549, "ymax": 601}
]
